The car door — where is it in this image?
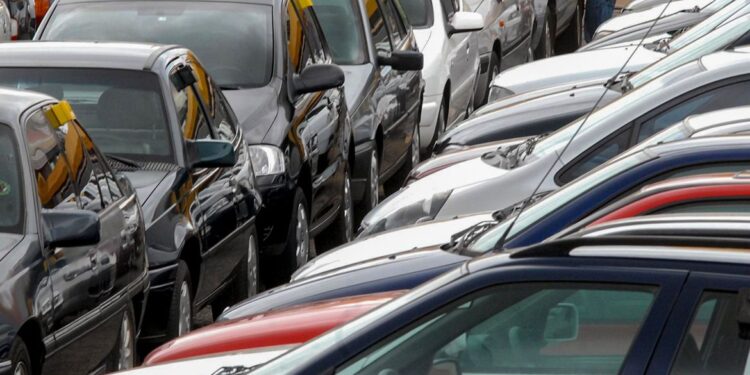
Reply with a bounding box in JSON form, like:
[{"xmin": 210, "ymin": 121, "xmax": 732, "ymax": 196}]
[
  {"xmin": 645, "ymin": 272, "xmax": 750, "ymax": 375},
  {"xmin": 332, "ymin": 266, "xmax": 688, "ymax": 375},
  {"xmin": 24, "ymin": 108, "xmax": 103, "ymax": 374}
]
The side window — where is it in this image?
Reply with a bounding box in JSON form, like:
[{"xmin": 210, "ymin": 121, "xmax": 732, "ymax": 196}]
[
  {"xmin": 338, "ymin": 283, "xmax": 657, "ymax": 375},
  {"xmin": 287, "ymin": 1, "xmax": 322, "ymax": 72},
  {"xmin": 367, "ymin": 0, "xmax": 393, "ymax": 53},
  {"xmin": 170, "ymin": 72, "xmax": 212, "ymax": 140},
  {"xmin": 638, "ymin": 81, "xmax": 750, "ymax": 142},
  {"xmin": 670, "ymin": 292, "xmax": 750, "ymax": 374},
  {"xmin": 652, "ymin": 200, "xmax": 750, "ymax": 215},
  {"xmin": 69, "ymin": 122, "xmax": 123, "ymax": 211},
  {"xmin": 25, "ymin": 110, "xmax": 79, "ymax": 210},
  {"xmin": 215, "ymin": 94, "xmax": 238, "ymax": 141},
  {"xmin": 558, "ymin": 128, "xmax": 633, "ymax": 184},
  {"xmin": 380, "ymin": 0, "xmax": 405, "ymax": 43},
  {"xmin": 439, "ymin": 0, "xmax": 459, "ymax": 19}
]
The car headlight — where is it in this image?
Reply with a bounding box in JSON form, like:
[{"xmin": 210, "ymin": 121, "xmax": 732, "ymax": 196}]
[
  {"xmin": 247, "ymin": 145, "xmax": 285, "ymax": 176},
  {"xmin": 359, "ymin": 190, "xmax": 453, "ymax": 237},
  {"xmin": 487, "ymin": 86, "xmax": 515, "ymax": 103}
]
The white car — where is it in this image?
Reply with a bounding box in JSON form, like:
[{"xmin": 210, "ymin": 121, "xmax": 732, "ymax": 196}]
[
  {"xmin": 593, "ymin": 0, "xmax": 714, "ymax": 40},
  {"xmin": 405, "ymin": 0, "xmax": 483, "ymax": 150},
  {"xmin": 0, "ymin": 1, "xmax": 14, "ymax": 41},
  {"xmin": 116, "ymin": 347, "xmax": 291, "ymax": 375}
]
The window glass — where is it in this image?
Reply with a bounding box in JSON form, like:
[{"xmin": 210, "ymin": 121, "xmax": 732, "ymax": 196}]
[
  {"xmin": 68, "ymin": 122, "xmax": 123, "ymax": 211},
  {"xmin": 559, "ymin": 128, "xmax": 633, "ymax": 184},
  {"xmin": 439, "ymin": 0, "xmax": 458, "ymax": 19},
  {"xmin": 297, "ymin": 4, "xmax": 328, "ymax": 63},
  {"xmin": 314, "ymin": 0, "xmax": 368, "ymax": 64},
  {"xmin": 0, "ymin": 68, "xmax": 173, "ymax": 163},
  {"xmin": 380, "ymin": 0, "xmax": 405, "ymax": 42},
  {"xmin": 0, "ymin": 124, "xmax": 23, "ymax": 233},
  {"xmin": 654, "ymin": 200, "xmax": 750, "ymax": 215},
  {"xmin": 43, "ymin": 2, "xmax": 274, "ymax": 88},
  {"xmin": 287, "ymin": 2, "xmax": 316, "ymax": 73},
  {"xmin": 337, "ymin": 283, "xmax": 657, "ymax": 375},
  {"xmin": 400, "ymin": 0, "xmax": 433, "ymax": 27},
  {"xmin": 670, "ymin": 292, "xmax": 750, "ymax": 374},
  {"xmin": 25, "ymin": 110, "xmax": 78, "ymax": 210},
  {"xmin": 367, "ymin": 0, "xmax": 393, "ymax": 53},
  {"xmin": 170, "ymin": 75, "xmax": 211, "ymax": 140}
]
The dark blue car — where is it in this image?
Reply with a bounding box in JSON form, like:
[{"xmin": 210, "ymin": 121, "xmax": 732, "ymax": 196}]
[
  {"xmin": 220, "ymin": 136, "xmax": 750, "ymax": 320},
  {"xmin": 252, "ymin": 235, "xmax": 750, "ymax": 375}
]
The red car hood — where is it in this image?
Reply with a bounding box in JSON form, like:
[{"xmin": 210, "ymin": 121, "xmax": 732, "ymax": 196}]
[{"xmin": 144, "ymin": 291, "xmax": 406, "ymax": 365}]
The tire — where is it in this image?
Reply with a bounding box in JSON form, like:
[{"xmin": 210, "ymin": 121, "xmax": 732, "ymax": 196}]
[
  {"xmin": 556, "ymin": 2, "xmax": 583, "ymax": 53},
  {"xmin": 271, "ymin": 188, "xmax": 312, "ymax": 285},
  {"xmin": 9, "ymin": 337, "xmax": 32, "ymax": 375},
  {"xmin": 428, "ymin": 97, "xmax": 447, "ymax": 152},
  {"xmin": 534, "ymin": 9, "xmax": 554, "ymax": 59},
  {"xmin": 107, "ymin": 304, "xmax": 136, "ymax": 372},
  {"xmin": 482, "ymin": 52, "xmax": 501, "ymax": 105},
  {"xmin": 315, "ymin": 167, "xmax": 354, "ymax": 252},
  {"xmin": 385, "ymin": 123, "xmax": 420, "ymax": 193},
  {"xmin": 212, "ymin": 226, "xmax": 259, "ymax": 320},
  {"xmin": 355, "ymin": 147, "xmax": 380, "ymax": 224},
  {"xmin": 166, "ymin": 261, "xmax": 192, "ymax": 339}
]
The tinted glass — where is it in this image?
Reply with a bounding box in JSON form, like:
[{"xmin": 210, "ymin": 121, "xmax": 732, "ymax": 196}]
[
  {"xmin": 400, "ymin": 0, "xmax": 433, "ymax": 27},
  {"xmin": 337, "ymin": 283, "xmax": 656, "ymax": 375},
  {"xmin": 0, "ymin": 124, "xmax": 23, "ymax": 233},
  {"xmin": 43, "ymin": 2, "xmax": 274, "ymax": 88},
  {"xmin": 559, "ymin": 128, "xmax": 633, "ymax": 184},
  {"xmin": 314, "ymin": 0, "xmax": 368, "ymax": 64},
  {"xmin": 0, "ymin": 68, "xmax": 173, "ymax": 163},
  {"xmin": 381, "ymin": 0, "xmax": 404, "ymax": 43},
  {"xmin": 368, "ymin": 0, "xmax": 393, "ymax": 52},
  {"xmin": 68, "ymin": 122, "xmax": 123, "ymax": 211},
  {"xmin": 287, "ymin": 2, "xmax": 316, "ymax": 73}
]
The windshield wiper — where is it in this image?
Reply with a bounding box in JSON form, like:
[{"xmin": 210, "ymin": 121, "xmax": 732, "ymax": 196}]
[
  {"xmin": 506, "ymin": 133, "xmax": 548, "ymax": 167},
  {"xmin": 105, "ymin": 154, "xmax": 141, "ymax": 169},
  {"xmin": 443, "ymin": 220, "xmax": 497, "ymax": 254}
]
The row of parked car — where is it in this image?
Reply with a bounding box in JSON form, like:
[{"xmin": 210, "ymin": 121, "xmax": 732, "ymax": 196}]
[{"xmin": 99, "ymin": 0, "xmax": 750, "ymax": 374}]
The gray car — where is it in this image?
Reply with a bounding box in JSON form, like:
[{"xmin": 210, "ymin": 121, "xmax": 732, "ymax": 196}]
[{"xmin": 358, "ymin": 48, "xmax": 750, "ymax": 237}]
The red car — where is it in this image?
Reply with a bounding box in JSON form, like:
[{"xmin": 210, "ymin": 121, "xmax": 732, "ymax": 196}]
[{"xmin": 143, "ymin": 291, "xmax": 405, "ymax": 365}]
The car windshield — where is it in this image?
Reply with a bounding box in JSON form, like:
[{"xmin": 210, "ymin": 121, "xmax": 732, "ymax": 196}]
[
  {"xmin": 400, "ymin": 0, "xmax": 433, "ymax": 27},
  {"xmin": 0, "ymin": 68, "xmax": 173, "ymax": 163},
  {"xmin": 628, "ymin": 14, "xmax": 750, "ymax": 88},
  {"xmin": 621, "ymin": 121, "xmax": 690, "ymax": 157},
  {"xmin": 314, "ymin": 0, "xmax": 368, "ymax": 64},
  {"xmin": 42, "ymin": 2, "xmax": 273, "ymax": 89},
  {"xmin": 467, "ymin": 150, "xmax": 652, "ymax": 254},
  {"xmin": 703, "ymin": 0, "xmax": 734, "ymax": 13},
  {"xmin": 528, "ymin": 62, "xmax": 705, "ymax": 162},
  {"xmin": 0, "ymin": 124, "xmax": 23, "ymax": 234},
  {"xmin": 667, "ymin": 1, "xmax": 750, "ymax": 51}
]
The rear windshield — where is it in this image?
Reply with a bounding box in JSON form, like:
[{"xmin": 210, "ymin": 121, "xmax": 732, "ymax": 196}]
[
  {"xmin": 42, "ymin": 2, "xmax": 274, "ymax": 89},
  {"xmin": 400, "ymin": 0, "xmax": 433, "ymax": 27},
  {"xmin": 0, "ymin": 68, "xmax": 174, "ymax": 163},
  {"xmin": 0, "ymin": 124, "xmax": 23, "ymax": 234}
]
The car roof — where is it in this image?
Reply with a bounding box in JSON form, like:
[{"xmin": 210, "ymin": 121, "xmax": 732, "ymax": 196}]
[
  {"xmin": 56, "ymin": 0, "xmax": 277, "ymax": 7},
  {"xmin": 638, "ymin": 171, "xmax": 749, "ymax": 193},
  {"xmin": 577, "ymin": 213, "xmax": 750, "ymax": 238},
  {"xmin": 644, "ymin": 135, "xmax": 750, "ymax": 157},
  {"xmin": 0, "ymin": 42, "xmax": 181, "ymax": 71},
  {"xmin": 0, "ymin": 88, "xmax": 55, "ymax": 127},
  {"xmin": 684, "ymin": 106, "xmax": 750, "ymax": 133}
]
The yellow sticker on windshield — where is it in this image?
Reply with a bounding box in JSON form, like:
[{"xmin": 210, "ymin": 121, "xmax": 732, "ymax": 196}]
[
  {"xmin": 296, "ymin": 0, "xmax": 313, "ymax": 9},
  {"xmin": 44, "ymin": 101, "xmax": 76, "ymax": 128}
]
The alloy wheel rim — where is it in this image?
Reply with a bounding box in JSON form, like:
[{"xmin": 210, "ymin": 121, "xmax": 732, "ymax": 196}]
[
  {"xmin": 177, "ymin": 281, "xmax": 191, "ymax": 336},
  {"xmin": 247, "ymin": 234, "xmax": 258, "ymax": 296},
  {"xmin": 369, "ymin": 152, "xmax": 379, "ymax": 209},
  {"xmin": 295, "ymin": 203, "xmax": 310, "ymax": 268},
  {"xmin": 117, "ymin": 313, "xmax": 134, "ymax": 370},
  {"xmin": 13, "ymin": 362, "xmax": 27, "ymax": 375},
  {"xmin": 343, "ymin": 175, "xmax": 354, "ymax": 241},
  {"xmin": 411, "ymin": 126, "xmax": 420, "ymax": 166}
]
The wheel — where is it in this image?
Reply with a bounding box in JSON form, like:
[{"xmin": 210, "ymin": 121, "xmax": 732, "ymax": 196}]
[
  {"xmin": 534, "ymin": 9, "xmax": 554, "ymax": 59},
  {"xmin": 108, "ymin": 304, "xmax": 135, "ymax": 371},
  {"xmin": 212, "ymin": 226, "xmax": 259, "ymax": 320},
  {"xmin": 9, "ymin": 337, "xmax": 31, "ymax": 375},
  {"xmin": 167, "ymin": 261, "xmax": 192, "ymax": 339},
  {"xmin": 316, "ymin": 168, "xmax": 354, "ymax": 252},
  {"xmin": 431, "ymin": 97, "xmax": 447, "ymax": 148},
  {"xmin": 385, "ymin": 123, "xmax": 420, "ymax": 193},
  {"xmin": 355, "ymin": 147, "xmax": 380, "ymax": 223},
  {"xmin": 556, "ymin": 1, "xmax": 583, "ymax": 53},
  {"xmin": 481, "ymin": 52, "xmax": 501, "ymax": 105}
]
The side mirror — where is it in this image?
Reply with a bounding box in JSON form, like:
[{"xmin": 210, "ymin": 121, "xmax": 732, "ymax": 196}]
[
  {"xmin": 447, "ymin": 12, "xmax": 484, "ymax": 36},
  {"xmin": 431, "ymin": 359, "xmax": 461, "ymax": 375},
  {"xmin": 544, "ymin": 303, "xmax": 579, "ymax": 342},
  {"xmin": 187, "ymin": 139, "xmax": 237, "ymax": 168},
  {"xmin": 42, "ymin": 210, "xmax": 101, "ymax": 248},
  {"xmin": 377, "ymin": 50, "xmax": 424, "ymax": 71},
  {"xmin": 292, "ymin": 64, "xmax": 345, "ymax": 96}
]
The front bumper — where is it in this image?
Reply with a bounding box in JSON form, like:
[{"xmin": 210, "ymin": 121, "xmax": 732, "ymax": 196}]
[
  {"xmin": 419, "ymin": 93, "xmax": 443, "ymax": 150},
  {"xmin": 256, "ymin": 174, "xmax": 296, "ymax": 256},
  {"xmin": 139, "ymin": 263, "xmax": 179, "ymax": 343}
]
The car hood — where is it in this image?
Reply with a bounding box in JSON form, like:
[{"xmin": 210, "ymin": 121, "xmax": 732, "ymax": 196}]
[
  {"xmin": 294, "ymin": 213, "xmax": 492, "ymax": 281},
  {"xmin": 223, "ymin": 85, "xmax": 280, "ymax": 144},
  {"xmin": 341, "ymin": 64, "xmax": 373, "ymax": 111},
  {"xmin": 597, "ymin": 0, "xmax": 708, "ymax": 34},
  {"xmin": 491, "ymin": 45, "xmax": 662, "ymax": 95},
  {"xmin": 118, "ymin": 347, "xmax": 291, "ymax": 374},
  {"xmin": 414, "ymin": 28, "xmax": 432, "ymax": 51}
]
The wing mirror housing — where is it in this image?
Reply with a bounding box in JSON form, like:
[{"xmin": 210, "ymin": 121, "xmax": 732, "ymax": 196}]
[
  {"xmin": 187, "ymin": 139, "xmax": 237, "ymax": 168},
  {"xmin": 377, "ymin": 50, "xmax": 424, "ymax": 71},
  {"xmin": 447, "ymin": 12, "xmax": 484, "ymax": 36},
  {"xmin": 42, "ymin": 210, "xmax": 101, "ymax": 248},
  {"xmin": 292, "ymin": 64, "xmax": 345, "ymax": 96},
  {"xmin": 544, "ymin": 303, "xmax": 579, "ymax": 341}
]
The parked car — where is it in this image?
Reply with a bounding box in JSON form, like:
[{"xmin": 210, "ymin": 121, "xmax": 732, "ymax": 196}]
[
  {"xmin": 143, "ymin": 291, "xmax": 403, "ymax": 365},
  {"xmin": 623, "ymin": 0, "xmax": 673, "ymax": 13},
  {"xmin": 531, "ymin": 0, "xmax": 584, "ymax": 56},
  {"xmin": 488, "ymin": 0, "xmax": 750, "ymax": 103},
  {"xmin": 220, "ymin": 136, "xmax": 750, "ymax": 320},
  {"xmin": 571, "ymin": 212, "xmax": 750, "ymax": 239},
  {"xmin": 0, "ymin": 42, "xmax": 264, "ymax": 341},
  {"xmin": 250, "ymin": 235, "xmax": 750, "ymax": 375},
  {"xmin": 5, "ymin": 0, "xmax": 33, "ymax": 39},
  {"xmin": 361, "ymin": 48, "xmax": 750, "ymax": 237},
  {"xmin": 404, "ymin": 0, "xmax": 482, "ymax": 152},
  {"xmin": 0, "ymin": 89, "xmax": 149, "ymax": 374},
  {"xmin": 37, "ymin": 0, "xmax": 353, "ymax": 280},
  {"xmin": 591, "ymin": 0, "xmax": 717, "ymax": 41},
  {"xmin": 0, "ymin": 0, "xmax": 14, "ymax": 40},
  {"xmin": 119, "ymin": 347, "xmax": 291, "ymax": 375},
  {"xmin": 311, "ymin": 0, "xmax": 424, "ymax": 221}
]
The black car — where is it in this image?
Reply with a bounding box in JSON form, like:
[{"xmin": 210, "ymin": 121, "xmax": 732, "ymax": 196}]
[
  {"xmin": 0, "ymin": 42, "xmax": 263, "ymax": 342},
  {"xmin": 37, "ymin": 0, "xmax": 353, "ymax": 278},
  {"xmin": 0, "ymin": 89, "xmax": 148, "ymax": 375},
  {"xmin": 312, "ymin": 0, "xmax": 423, "ymax": 218}
]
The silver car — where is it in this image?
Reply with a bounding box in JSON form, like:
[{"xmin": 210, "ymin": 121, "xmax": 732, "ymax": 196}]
[{"xmin": 358, "ymin": 48, "xmax": 750, "ymax": 237}]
